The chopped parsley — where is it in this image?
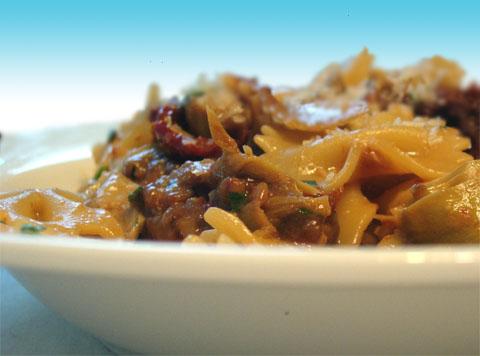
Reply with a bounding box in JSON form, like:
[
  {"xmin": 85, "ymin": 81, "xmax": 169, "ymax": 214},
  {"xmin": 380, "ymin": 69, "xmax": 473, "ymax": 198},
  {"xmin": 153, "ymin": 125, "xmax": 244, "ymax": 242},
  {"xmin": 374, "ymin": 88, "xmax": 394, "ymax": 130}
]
[
  {"xmin": 128, "ymin": 186, "xmax": 144, "ymax": 205},
  {"xmin": 183, "ymin": 89, "xmax": 205, "ymax": 104},
  {"xmin": 303, "ymin": 180, "xmax": 317, "ymax": 187},
  {"xmin": 94, "ymin": 165, "xmax": 108, "ymax": 180},
  {"xmin": 186, "ymin": 89, "xmax": 205, "ymax": 98},
  {"xmin": 0, "ymin": 219, "xmax": 5, "ymax": 224},
  {"xmin": 298, "ymin": 207, "xmax": 313, "ymax": 216},
  {"xmin": 20, "ymin": 224, "xmax": 46, "ymax": 234},
  {"xmin": 228, "ymin": 192, "xmax": 247, "ymax": 212},
  {"xmin": 107, "ymin": 129, "xmax": 117, "ymax": 143}
]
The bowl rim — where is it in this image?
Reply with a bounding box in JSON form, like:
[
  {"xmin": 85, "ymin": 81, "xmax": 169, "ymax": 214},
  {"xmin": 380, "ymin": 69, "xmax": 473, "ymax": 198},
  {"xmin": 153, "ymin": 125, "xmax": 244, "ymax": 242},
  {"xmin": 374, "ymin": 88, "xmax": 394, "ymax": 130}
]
[{"xmin": 1, "ymin": 234, "xmax": 479, "ymax": 287}]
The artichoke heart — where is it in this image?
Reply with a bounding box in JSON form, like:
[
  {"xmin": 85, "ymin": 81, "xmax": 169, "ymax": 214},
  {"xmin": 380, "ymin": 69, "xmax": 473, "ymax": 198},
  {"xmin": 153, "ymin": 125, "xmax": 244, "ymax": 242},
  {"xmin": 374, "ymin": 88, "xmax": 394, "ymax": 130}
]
[{"xmin": 400, "ymin": 160, "xmax": 480, "ymax": 243}]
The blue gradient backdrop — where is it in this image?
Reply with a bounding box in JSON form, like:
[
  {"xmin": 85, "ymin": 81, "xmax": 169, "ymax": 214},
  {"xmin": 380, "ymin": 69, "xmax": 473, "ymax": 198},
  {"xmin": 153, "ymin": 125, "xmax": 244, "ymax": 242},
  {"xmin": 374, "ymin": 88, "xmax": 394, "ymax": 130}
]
[{"xmin": 1, "ymin": 0, "xmax": 478, "ymax": 131}]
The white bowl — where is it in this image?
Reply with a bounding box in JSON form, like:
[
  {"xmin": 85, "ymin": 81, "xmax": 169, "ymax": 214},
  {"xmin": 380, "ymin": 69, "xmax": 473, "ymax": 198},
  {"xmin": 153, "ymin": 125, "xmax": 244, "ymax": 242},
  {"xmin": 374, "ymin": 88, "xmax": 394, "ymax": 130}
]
[{"xmin": 1, "ymin": 124, "xmax": 479, "ymax": 355}]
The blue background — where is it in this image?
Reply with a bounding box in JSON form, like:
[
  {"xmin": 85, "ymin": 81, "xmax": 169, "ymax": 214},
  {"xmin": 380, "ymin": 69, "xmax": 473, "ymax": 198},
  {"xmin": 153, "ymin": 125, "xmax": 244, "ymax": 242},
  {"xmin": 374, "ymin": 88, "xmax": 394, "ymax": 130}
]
[{"xmin": 1, "ymin": 0, "xmax": 479, "ymax": 131}]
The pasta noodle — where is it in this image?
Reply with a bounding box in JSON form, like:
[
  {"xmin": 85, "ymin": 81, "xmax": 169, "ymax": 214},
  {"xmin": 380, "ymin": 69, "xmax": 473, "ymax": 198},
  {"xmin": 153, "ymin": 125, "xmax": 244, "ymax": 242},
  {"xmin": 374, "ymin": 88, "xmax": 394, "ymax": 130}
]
[
  {"xmin": 335, "ymin": 184, "xmax": 378, "ymax": 245},
  {"xmin": 319, "ymin": 141, "xmax": 363, "ymax": 193},
  {"xmin": 0, "ymin": 189, "xmax": 123, "ymax": 238},
  {"xmin": 203, "ymin": 207, "xmax": 256, "ymax": 244}
]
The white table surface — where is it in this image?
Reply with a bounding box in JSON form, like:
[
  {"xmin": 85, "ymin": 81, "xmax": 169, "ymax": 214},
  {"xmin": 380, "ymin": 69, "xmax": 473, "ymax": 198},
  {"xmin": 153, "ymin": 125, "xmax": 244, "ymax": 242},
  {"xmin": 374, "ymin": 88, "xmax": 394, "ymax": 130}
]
[{"xmin": 1, "ymin": 268, "xmax": 116, "ymax": 355}]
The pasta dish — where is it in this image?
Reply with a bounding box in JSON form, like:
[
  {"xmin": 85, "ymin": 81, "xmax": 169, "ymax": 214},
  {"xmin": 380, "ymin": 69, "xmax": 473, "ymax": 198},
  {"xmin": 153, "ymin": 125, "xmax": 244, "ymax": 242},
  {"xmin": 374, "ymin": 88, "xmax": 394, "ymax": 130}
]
[{"xmin": 1, "ymin": 50, "xmax": 479, "ymax": 246}]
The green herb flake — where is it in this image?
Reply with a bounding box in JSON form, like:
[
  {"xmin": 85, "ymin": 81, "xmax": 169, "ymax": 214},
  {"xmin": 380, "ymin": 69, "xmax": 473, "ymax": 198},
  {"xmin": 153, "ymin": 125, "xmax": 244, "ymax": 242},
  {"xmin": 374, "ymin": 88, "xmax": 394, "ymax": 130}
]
[
  {"xmin": 298, "ymin": 207, "xmax": 313, "ymax": 216},
  {"xmin": 0, "ymin": 219, "xmax": 6, "ymax": 224},
  {"xmin": 183, "ymin": 89, "xmax": 205, "ymax": 104},
  {"xmin": 128, "ymin": 186, "xmax": 144, "ymax": 205},
  {"xmin": 107, "ymin": 129, "xmax": 117, "ymax": 143},
  {"xmin": 20, "ymin": 224, "xmax": 46, "ymax": 234},
  {"xmin": 228, "ymin": 192, "xmax": 247, "ymax": 212},
  {"xmin": 303, "ymin": 180, "xmax": 317, "ymax": 187},
  {"xmin": 187, "ymin": 89, "xmax": 205, "ymax": 98},
  {"xmin": 94, "ymin": 165, "xmax": 108, "ymax": 180}
]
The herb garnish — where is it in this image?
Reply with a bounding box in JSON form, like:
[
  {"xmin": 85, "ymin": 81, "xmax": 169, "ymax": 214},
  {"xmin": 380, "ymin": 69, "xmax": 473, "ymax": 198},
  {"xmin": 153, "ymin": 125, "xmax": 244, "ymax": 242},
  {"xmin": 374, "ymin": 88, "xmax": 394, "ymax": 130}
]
[
  {"xmin": 107, "ymin": 129, "xmax": 117, "ymax": 143},
  {"xmin": 183, "ymin": 89, "xmax": 205, "ymax": 104},
  {"xmin": 303, "ymin": 180, "xmax": 317, "ymax": 187},
  {"xmin": 186, "ymin": 89, "xmax": 204, "ymax": 98},
  {"xmin": 128, "ymin": 186, "xmax": 144, "ymax": 205},
  {"xmin": 94, "ymin": 165, "xmax": 108, "ymax": 180},
  {"xmin": 228, "ymin": 192, "xmax": 247, "ymax": 212},
  {"xmin": 20, "ymin": 224, "xmax": 46, "ymax": 234}
]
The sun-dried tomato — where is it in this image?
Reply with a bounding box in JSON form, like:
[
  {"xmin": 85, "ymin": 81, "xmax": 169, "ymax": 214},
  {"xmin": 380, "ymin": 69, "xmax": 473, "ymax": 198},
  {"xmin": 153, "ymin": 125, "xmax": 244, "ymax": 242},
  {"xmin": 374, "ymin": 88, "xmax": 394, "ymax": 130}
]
[{"xmin": 151, "ymin": 105, "xmax": 221, "ymax": 159}]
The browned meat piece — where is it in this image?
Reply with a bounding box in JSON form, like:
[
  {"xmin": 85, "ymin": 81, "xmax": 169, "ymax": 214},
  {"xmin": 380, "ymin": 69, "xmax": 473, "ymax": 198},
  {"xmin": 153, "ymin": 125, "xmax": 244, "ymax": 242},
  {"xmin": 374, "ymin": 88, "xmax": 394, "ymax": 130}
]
[
  {"xmin": 142, "ymin": 160, "xmax": 215, "ymax": 240},
  {"xmin": 263, "ymin": 194, "xmax": 330, "ymax": 245},
  {"xmin": 122, "ymin": 145, "xmax": 178, "ymax": 185},
  {"xmin": 414, "ymin": 84, "xmax": 480, "ymax": 158},
  {"xmin": 145, "ymin": 197, "xmax": 210, "ymax": 241},
  {"xmin": 277, "ymin": 212, "xmax": 328, "ymax": 245}
]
